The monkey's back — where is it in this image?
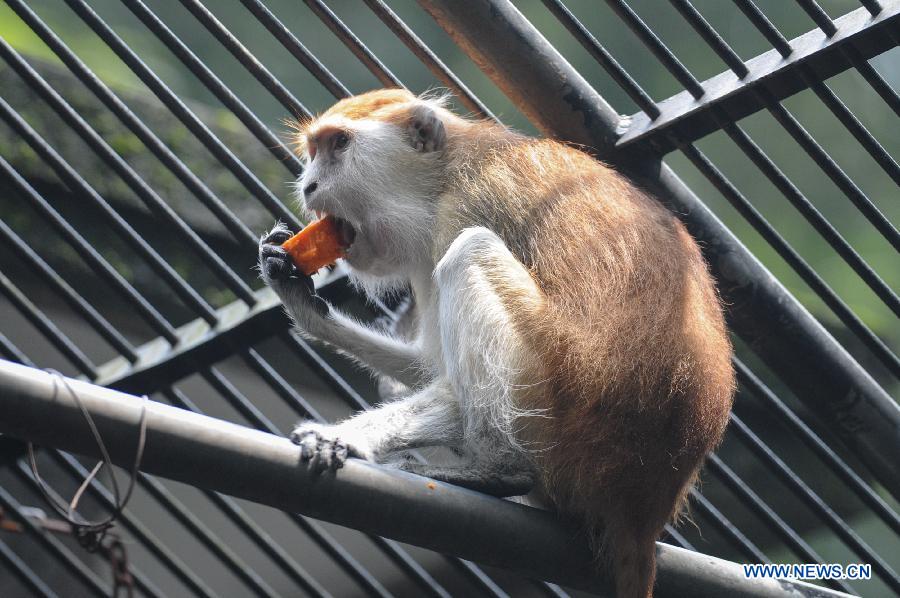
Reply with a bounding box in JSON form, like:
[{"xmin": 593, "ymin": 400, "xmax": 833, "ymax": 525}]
[{"xmin": 442, "ymin": 131, "xmax": 734, "ymax": 595}]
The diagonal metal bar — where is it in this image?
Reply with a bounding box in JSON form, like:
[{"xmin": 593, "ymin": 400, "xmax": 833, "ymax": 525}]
[
  {"xmin": 0, "ymin": 536, "xmax": 59, "ymax": 598},
  {"xmin": 616, "ymin": 2, "xmax": 900, "ymax": 153},
  {"xmin": 303, "ymin": 0, "xmax": 403, "ymax": 88},
  {"xmin": 0, "ymin": 38, "xmax": 258, "ymax": 307},
  {"xmin": 91, "ymin": 269, "xmax": 348, "ymax": 395},
  {"xmin": 0, "ymin": 361, "xmax": 853, "ymax": 598},
  {"xmin": 238, "ymin": 0, "xmax": 351, "ymax": 99}
]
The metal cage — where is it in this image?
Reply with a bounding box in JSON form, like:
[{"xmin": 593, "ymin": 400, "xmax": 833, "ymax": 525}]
[{"xmin": 0, "ymin": 0, "xmax": 897, "ymax": 596}]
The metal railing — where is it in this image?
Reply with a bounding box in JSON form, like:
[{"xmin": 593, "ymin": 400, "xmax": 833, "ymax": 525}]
[{"xmin": 0, "ymin": 0, "xmax": 897, "ymax": 596}]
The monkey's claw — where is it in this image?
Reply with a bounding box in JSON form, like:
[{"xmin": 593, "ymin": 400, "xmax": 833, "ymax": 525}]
[
  {"xmin": 261, "ymin": 225, "xmax": 293, "ymax": 246},
  {"xmin": 290, "ymin": 427, "xmax": 351, "ymax": 472}
]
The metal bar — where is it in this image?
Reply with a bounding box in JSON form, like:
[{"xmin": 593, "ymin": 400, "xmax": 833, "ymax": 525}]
[
  {"xmin": 796, "ymin": 0, "xmax": 838, "ymax": 36},
  {"xmin": 604, "ymin": 0, "xmax": 705, "ymax": 98},
  {"xmin": 0, "ymin": 332, "xmax": 32, "ymax": 365},
  {"xmin": 689, "ymin": 491, "xmax": 769, "ymax": 564},
  {"xmin": 120, "ymin": 0, "xmax": 300, "ymax": 179},
  {"xmin": 241, "ymin": 347, "xmax": 326, "ymax": 423},
  {"xmin": 860, "ymin": 0, "xmax": 884, "ymax": 15},
  {"xmin": 70, "ymin": 0, "xmax": 302, "ymax": 228},
  {"xmin": 416, "ymin": 0, "xmax": 900, "ymax": 501},
  {"xmin": 8, "ymin": 465, "xmax": 170, "ymax": 598},
  {"xmin": 843, "ymin": 44, "xmax": 900, "ymax": 117},
  {"xmin": 540, "ymin": 0, "xmax": 660, "ymax": 117},
  {"xmin": 177, "ymin": 0, "xmax": 311, "ymax": 119},
  {"xmin": 0, "ymin": 38, "xmax": 257, "ymax": 306},
  {"xmin": 662, "ymin": 525, "xmax": 694, "ymax": 551},
  {"xmin": 706, "ymin": 455, "xmax": 855, "ymax": 594},
  {"xmin": 0, "ymin": 268, "xmax": 97, "ymax": 379},
  {"xmin": 759, "ymin": 89, "xmax": 900, "ymax": 253},
  {"xmin": 668, "ymin": 0, "xmax": 749, "ymax": 77},
  {"xmin": 676, "ymin": 140, "xmax": 900, "ymax": 378},
  {"xmin": 0, "ymin": 94, "xmax": 218, "ymax": 328},
  {"xmin": 720, "ymin": 0, "xmax": 900, "ymax": 190},
  {"xmin": 197, "ymin": 366, "xmax": 413, "ymax": 598},
  {"xmin": 0, "ymin": 485, "xmax": 109, "ymax": 597},
  {"xmin": 303, "ymin": 0, "xmax": 403, "ymax": 88},
  {"xmin": 91, "ymin": 271, "xmax": 348, "ymax": 394},
  {"xmin": 0, "ymin": 151, "xmax": 181, "ymax": 345},
  {"xmin": 0, "ymin": 537, "xmax": 59, "ymax": 598},
  {"xmin": 732, "ymin": 0, "xmax": 793, "ymax": 56},
  {"xmin": 616, "ymin": 3, "xmax": 900, "ymax": 153},
  {"xmin": 361, "ymin": 0, "xmax": 495, "ymax": 120},
  {"xmin": 729, "ymin": 414, "xmax": 900, "ymax": 590},
  {"xmin": 136, "ymin": 473, "xmax": 281, "ymax": 598},
  {"xmin": 0, "ymin": 313, "xmax": 815, "ymax": 597},
  {"xmin": 0, "ymin": 361, "xmax": 854, "ymax": 598},
  {"xmin": 5, "ymin": 0, "xmax": 259, "ymax": 250},
  {"xmin": 238, "ymin": 0, "xmax": 350, "ymax": 99},
  {"xmin": 722, "ymin": 105, "xmax": 900, "ymax": 300},
  {"xmin": 42, "ymin": 454, "xmax": 219, "ymax": 598},
  {"xmin": 280, "ymin": 332, "xmax": 374, "ymax": 412},
  {"xmin": 795, "ymin": 1, "xmax": 900, "ymax": 123},
  {"xmin": 167, "ymin": 383, "xmax": 331, "ymax": 597},
  {"xmin": 728, "ymin": 1, "xmax": 900, "ymax": 251},
  {"xmin": 0, "ymin": 341, "xmax": 328, "ymax": 597},
  {"xmin": 0, "ymin": 218, "xmax": 138, "ymax": 362},
  {"xmin": 612, "ymin": 1, "xmax": 900, "ymax": 281},
  {"xmin": 734, "ymin": 359, "xmax": 900, "ymax": 535}
]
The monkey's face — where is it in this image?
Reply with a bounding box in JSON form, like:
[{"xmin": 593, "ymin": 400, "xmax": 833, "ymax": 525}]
[{"xmin": 297, "ymin": 116, "xmax": 440, "ymax": 281}]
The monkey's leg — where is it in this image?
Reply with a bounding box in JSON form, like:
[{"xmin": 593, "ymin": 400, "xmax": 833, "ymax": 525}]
[
  {"xmin": 420, "ymin": 226, "xmax": 547, "ymax": 496},
  {"xmin": 259, "ymin": 223, "xmax": 423, "ymax": 387},
  {"xmin": 290, "ymin": 379, "xmax": 462, "ymax": 471}
]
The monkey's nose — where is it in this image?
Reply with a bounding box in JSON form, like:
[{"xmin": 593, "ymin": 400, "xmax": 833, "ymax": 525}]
[{"xmin": 304, "ymin": 182, "xmax": 318, "ymax": 196}]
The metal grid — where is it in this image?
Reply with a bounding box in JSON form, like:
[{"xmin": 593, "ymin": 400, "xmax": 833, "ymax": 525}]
[{"xmin": 0, "ymin": 0, "xmax": 896, "ymax": 596}]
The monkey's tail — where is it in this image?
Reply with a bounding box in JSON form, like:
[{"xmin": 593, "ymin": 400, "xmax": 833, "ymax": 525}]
[{"xmin": 593, "ymin": 519, "xmax": 657, "ymax": 598}]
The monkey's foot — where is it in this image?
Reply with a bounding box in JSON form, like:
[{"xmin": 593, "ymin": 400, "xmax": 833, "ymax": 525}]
[{"xmin": 290, "ymin": 423, "xmax": 368, "ymax": 472}]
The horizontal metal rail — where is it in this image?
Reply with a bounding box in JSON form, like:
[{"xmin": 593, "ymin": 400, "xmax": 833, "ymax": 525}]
[
  {"xmin": 0, "ymin": 360, "xmax": 854, "ymax": 598},
  {"xmin": 616, "ymin": 1, "xmax": 900, "ymax": 152}
]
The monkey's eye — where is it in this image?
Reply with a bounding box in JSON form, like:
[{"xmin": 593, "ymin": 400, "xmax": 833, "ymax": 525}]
[{"xmin": 334, "ymin": 132, "xmax": 350, "ymax": 150}]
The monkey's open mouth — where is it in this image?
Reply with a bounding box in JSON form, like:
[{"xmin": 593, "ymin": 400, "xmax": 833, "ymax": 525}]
[{"xmin": 316, "ymin": 211, "xmax": 356, "ymax": 248}]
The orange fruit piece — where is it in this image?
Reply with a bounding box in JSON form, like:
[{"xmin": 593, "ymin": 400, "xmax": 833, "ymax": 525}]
[{"xmin": 281, "ymin": 215, "xmax": 351, "ymax": 275}]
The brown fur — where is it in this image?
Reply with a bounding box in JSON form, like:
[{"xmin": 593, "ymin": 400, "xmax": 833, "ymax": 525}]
[{"xmin": 299, "ymin": 90, "xmax": 735, "ymax": 597}]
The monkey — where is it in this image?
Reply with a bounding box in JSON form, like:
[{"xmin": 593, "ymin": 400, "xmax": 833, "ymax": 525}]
[{"xmin": 257, "ymin": 89, "xmax": 734, "ymax": 597}]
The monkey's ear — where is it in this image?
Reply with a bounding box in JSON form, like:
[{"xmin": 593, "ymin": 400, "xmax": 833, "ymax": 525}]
[{"xmin": 406, "ymin": 104, "xmax": 446, "ymax": 153}]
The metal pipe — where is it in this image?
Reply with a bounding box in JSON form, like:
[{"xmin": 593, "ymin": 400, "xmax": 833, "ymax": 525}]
[
  {"xmin": 416, "ymin": 0, "xmax": 900, "ymax": 502},
  {"xmin": 0, "ymin": 361, "xmax": 852, "ymax": 598}
]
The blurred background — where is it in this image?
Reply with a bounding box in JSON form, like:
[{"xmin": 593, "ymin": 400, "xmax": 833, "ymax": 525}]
[{"xmin": 0, "ymin": 0, "xmax": 897, "ymax": 596}]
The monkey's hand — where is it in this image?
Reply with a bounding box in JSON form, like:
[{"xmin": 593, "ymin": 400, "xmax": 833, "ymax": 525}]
[
  {"xmin": 258, "ymin": 223, "xmax": 331, "ymax": 330},
  {"xmin": 290, "ymin": 421, "xmax": 373, "ymax": 472}
]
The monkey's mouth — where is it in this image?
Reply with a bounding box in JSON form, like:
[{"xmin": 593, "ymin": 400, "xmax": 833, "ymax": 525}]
[{"xmin": 315, "ymin": 211, "xmax": 356, "ymax": 248}]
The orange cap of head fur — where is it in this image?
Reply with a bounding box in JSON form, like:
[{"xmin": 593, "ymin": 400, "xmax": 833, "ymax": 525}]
[{"xmin": 289, "ymin": 89, "xmax": 419, "ymax": 157}]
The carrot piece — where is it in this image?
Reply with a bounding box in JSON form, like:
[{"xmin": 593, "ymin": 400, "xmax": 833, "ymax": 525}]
[{"xmin": 281, "ymin": 215, "xmax": 350, "ymax": 275}]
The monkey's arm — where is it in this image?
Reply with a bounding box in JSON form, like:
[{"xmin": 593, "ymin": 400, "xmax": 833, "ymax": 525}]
[{"xmin": 259, "ymin": 224, "xmax": 423, "ymax": 387}]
